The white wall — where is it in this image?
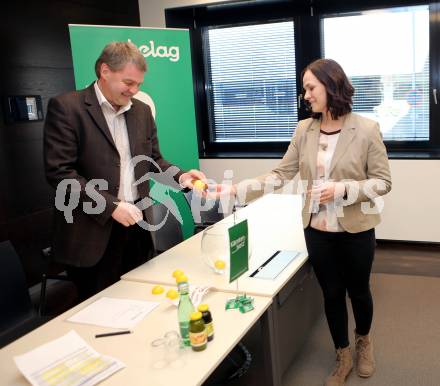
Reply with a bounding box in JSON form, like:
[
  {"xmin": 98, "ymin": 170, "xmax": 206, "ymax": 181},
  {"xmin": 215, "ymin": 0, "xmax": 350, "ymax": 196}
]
[
  {"xmin": 139, "ymin": 0, "xmax": 222, "ymax": 27},
  {"xmin": 200, "ymin": 159, "xmax": 440, "ymax": 242},
  {"xmin": 138, "ymin": 0, "xmax": 440, "ymax": 242}
]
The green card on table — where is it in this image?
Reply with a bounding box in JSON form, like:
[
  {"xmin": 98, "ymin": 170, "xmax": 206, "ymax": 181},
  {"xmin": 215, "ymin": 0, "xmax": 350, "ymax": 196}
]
[{"xmin": 228, "ymin": 219, "xmax": 249, "ymax": 283}]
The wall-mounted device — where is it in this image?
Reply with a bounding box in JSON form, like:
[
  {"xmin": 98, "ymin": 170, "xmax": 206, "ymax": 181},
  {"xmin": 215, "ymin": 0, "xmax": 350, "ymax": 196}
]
[{"xmin": 3, "ymin": 95, "xmax": 44, "ymax": 123}]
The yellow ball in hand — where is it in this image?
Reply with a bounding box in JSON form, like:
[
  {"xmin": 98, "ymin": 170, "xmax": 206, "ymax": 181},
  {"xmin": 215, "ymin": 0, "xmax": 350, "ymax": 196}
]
[
  {"xmin": 166, "ymin": 289, "xmax": 179, "ymax": 300},
  {"xmin": 151, "ymin": 285, "xmax": 164, "ymax": 295},
  {"xmin": 214, "ymin": 259, "xmax": 226, "ymax": 270},
  {"xmin": 193, "ymin": 179, "xmax": 207, "ymax": 191}
]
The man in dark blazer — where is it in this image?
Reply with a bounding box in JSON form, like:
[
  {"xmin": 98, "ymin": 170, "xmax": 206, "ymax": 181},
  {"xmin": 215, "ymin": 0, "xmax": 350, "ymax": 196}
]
[{"xmin": 44, "ymin": 41, "xmax": 205, "ymax": 299}]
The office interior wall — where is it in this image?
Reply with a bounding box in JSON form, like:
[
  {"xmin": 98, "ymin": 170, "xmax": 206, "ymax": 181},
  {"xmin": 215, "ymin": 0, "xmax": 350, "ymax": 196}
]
[
  {"xmin": 139, "ymin": 0, "xmax": 440, "ymax": 242},
  {"xmin": 0, "ymin": 1, "xmax": 141, "ymax": 285},
  {"xmin": 200, "ymin": 159, "xmax": 440, "ymax": 243},
  {"xmin": 139, "ymin": 0, "xmax": 221, "ymax": 27}
]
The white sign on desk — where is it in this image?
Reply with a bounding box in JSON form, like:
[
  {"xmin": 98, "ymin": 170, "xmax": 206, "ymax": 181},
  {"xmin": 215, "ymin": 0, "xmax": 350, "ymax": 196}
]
[{"xmin": 67, "ymin": 297, "xmax": 159, "ymax": 329}]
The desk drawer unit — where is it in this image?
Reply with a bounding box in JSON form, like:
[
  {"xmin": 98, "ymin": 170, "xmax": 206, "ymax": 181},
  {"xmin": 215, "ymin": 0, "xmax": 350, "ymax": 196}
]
[{"xmin": 274, "ymin": 261, "xmax": 323, "ymax": 376}]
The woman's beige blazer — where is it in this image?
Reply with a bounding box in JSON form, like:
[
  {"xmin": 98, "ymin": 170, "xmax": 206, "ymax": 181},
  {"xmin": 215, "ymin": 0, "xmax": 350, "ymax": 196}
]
[{"xmin": 239, "ymin": 112, "xmax": 392, "ymax": 233}]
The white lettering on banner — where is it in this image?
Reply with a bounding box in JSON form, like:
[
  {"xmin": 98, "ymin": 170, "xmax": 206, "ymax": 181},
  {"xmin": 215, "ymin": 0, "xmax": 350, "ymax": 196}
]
[
  {"xmin": 231, "ymin": 236, "xmax": 246, "ymax": 254},
  {"xmin": 128, "ymin": 39, "xmax": 180, "ymax": 62}
]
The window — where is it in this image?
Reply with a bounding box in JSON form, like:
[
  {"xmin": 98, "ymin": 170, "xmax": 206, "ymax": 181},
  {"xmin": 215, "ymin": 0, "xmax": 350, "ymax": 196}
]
[
  {"xmin": 202, "ymin": 21, "xmax": 298, "ymax": 144},
  {"xmin": 322, "ymin": 5, "xmax": 430, "ymax": 142},
  {"xmin": 166, "ymin": 1, "xmax": 440, "ymax": 157}
]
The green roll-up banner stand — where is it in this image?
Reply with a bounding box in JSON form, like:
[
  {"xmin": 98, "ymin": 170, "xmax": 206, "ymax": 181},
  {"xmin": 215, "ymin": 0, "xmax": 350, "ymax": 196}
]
[{"xmin": 68, "ymin": 25, "xmax": 199, "ymax": 238}]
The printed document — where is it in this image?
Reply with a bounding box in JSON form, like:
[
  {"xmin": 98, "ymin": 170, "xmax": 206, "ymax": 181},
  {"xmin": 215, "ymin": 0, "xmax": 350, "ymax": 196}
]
[
  {"xmin": 14, "ymin": 330, "xmax": 125, "ymax": 386},
  {"xmin": 67, "ymin": 297, "xmax": 159, "ymax": 329}
]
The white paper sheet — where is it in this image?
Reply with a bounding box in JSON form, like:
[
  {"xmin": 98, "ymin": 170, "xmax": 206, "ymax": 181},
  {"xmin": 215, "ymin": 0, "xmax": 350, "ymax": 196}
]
[
  {"xmin": 14, "ymin": 330, "xmax": 125, "ymax": 386},
  {"xmin": 252, "ymin": 250, "xmax": 301, "ymax": 280},
  {"xmin": 167, "ymin": 285, "xmax": 210, "ymax": 307},
  {"xmin": 67, "ymin": 297, "xmax": 159, "ymax": 329}
]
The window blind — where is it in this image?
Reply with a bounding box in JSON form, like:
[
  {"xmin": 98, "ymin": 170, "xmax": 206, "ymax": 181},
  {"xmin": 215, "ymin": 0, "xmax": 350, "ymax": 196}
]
[{"xmin": 202, "ymin": 21, "xmax": 298, "ymax": 143}]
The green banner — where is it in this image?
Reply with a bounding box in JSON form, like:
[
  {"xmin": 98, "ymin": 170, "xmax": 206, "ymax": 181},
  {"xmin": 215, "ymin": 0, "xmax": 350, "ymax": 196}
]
[
  {"xmin": 68, "ymin": 25, "xmax": 199, "ymax": 238},
  {"xmin": 228, "ymin": 220, "xmax": 249, "ymax": 283}
]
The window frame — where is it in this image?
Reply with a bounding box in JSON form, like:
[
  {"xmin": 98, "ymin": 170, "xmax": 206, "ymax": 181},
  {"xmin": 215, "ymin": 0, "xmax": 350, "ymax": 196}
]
[
  {"xmin": 202, "ymin": 19, "xmax": 300, "ymax": 151},
  {"xmin": 167, "ymin": 1, "xmax": 312, "ymax": 157},
  {"xmin": 319, "ymin": 2, "xmax": 440, "ymax": 155},
  {"xmin": 166, "ymin": 0, "xmax": 440, "ymax": 159}
]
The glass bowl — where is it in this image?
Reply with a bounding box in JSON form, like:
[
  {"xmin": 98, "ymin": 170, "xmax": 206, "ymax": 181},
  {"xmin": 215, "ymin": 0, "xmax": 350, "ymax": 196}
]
[{"xmin": 201, "ymin": 221, "xmax": 251, "ymax": 275}]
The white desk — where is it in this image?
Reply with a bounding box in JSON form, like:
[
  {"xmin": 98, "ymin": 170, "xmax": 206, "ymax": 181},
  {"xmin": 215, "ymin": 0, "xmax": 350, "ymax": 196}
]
[
  {"xmin": 0, "ymin": 280, "xmax": 272, "ymax": 386},
  {"xmin": 122, "ymin": 194, "xmax": 309, "ymax": 297},
  {"xmin": 120, "ymin": 194, "xmax": 323, "ymax": 386}
]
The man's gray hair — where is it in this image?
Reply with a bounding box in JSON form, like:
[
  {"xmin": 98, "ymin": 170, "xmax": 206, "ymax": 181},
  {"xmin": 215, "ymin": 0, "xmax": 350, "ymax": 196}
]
[{"xmin": 95, "ymin": 41, "xmax": 147, "ymax": 78}]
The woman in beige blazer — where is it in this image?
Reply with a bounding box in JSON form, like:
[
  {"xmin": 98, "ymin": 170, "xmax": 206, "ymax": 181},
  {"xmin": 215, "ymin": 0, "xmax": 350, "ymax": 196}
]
[{"xmin": 228, "ymin": 59, "xmax": 391, "ymax": 386}]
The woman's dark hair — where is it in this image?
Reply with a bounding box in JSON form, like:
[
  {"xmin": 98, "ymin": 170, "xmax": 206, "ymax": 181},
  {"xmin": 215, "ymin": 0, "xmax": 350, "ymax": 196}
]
[{"xmin": 301, "ymin": 58, "xmax": 354, "ymax": 119}]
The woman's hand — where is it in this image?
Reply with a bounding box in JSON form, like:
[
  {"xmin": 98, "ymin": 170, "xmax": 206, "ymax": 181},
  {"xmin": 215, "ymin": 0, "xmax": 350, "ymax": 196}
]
[
  {"xmin": 205, "ymin": 183, "xmax": 237, "ymax": 199},
  {"xmin": 309, "ymin": 181, "xmax": 345, "ymax": 204}
]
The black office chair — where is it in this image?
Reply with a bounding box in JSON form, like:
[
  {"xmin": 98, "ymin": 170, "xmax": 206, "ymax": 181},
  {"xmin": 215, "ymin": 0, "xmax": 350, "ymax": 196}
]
[
  {"xmin": 0, "ymin": 241, "xmax": 48, "ymax": 348},
  {"xmin": 149, "ymin": 202, "xmax": 185, "ymax": 255},
  {"xmin": 148, "ymin": 192, "xmax": 226, "ymax": 256},
  {"xmin": 38, "ymin": 247, "xmax": 78, "ymax": 316},
  {"xmin": 184, "ymin": 191, "xmax": 225, "ymax": 233}
]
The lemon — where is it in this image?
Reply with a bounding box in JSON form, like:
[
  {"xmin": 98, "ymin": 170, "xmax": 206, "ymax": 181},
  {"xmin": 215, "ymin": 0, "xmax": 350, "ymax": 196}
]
[
  {"xmin": 151, "ymin": 285, "xmax": 164, "ymax": 295},
  {"xmin": 172, "ymin": 269, "xmax": 184, "ymax": 278},
  {"xmin": 193, "ymin": 179, "xmax": 207, "ymax": 191},
  {"xmin": 214, "ymin": 259, "xmax": 226, "ymax": 270},
  {"xmin": 166, "ymin": 289, "xmax": 179, "ymax": 300}
]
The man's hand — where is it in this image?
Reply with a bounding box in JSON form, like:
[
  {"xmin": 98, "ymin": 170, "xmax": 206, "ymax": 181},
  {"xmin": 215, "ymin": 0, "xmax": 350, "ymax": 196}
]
[
  {"xmin": 179, "ymin": 170, "xmax": 237, "ymax": 199},
  {"xmin": 179, "ymin": 169, "xmax": 207, "ymax": 190},
  {"xmin": 111, "ymin": 202, "xmax": 143, "ymax": 226}
]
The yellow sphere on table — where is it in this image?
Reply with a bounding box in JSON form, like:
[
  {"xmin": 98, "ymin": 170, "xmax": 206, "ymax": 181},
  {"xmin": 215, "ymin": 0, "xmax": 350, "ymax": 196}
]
[
  {"xmin": 176, "ymin": 274, "xmax": 188, "ymax": 284},
  {"xmin": 214, "ymin": 259, "xmax": 226, "ymax": 270},
  {"xmin": 151, "ymin": 285, "xmax": 164, "ymax": 295},
  {"xmin": 172, "ymin": 269, "xmax": 184, "ymax": 278},
  {"xmin": 166, "ymin": 289, "xmax": 179, "ymax": 300}
]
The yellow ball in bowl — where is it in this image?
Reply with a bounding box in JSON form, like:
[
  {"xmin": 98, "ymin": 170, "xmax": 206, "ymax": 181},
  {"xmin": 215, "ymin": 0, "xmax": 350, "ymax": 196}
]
[{"xmin": 214, "ymin": 259, "xmax": 226, "ymax": 270}]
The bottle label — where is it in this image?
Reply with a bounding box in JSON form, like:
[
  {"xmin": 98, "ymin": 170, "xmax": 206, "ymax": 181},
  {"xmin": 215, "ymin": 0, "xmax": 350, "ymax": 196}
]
[
  {"xmin": 179, "ymin": 322, "xmax": 190, "ymax": 340},
  {"xmin": 189, "ymin": 330, "xmax": 207, "ymax": 347},
  {"xmin": 205, "ymin": 322, "xmax": 214, "ymax": 338}
]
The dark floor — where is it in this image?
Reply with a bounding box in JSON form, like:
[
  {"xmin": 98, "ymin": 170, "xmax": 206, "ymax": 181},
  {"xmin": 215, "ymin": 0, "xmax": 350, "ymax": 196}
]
[
  {"xmin": 281, "ymin": 240, "xmax": 440, "ymax": 386},
  {"xmin": 282, "ymin": 272, "xmax": 440, "ymax": 386},
  {"xmin": 374, "ymin": 240, "xmax": 440, "ymax": 277}
]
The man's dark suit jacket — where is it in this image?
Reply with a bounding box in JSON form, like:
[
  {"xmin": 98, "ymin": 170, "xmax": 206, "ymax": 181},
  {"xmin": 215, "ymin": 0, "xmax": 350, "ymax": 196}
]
[{"xmin": 44, "ymin": 84, "xmax": 183, "ymax": 267}]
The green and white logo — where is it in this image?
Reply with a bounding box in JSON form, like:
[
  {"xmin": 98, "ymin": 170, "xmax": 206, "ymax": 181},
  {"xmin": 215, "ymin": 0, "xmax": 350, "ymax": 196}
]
[{"xmin": 129, "ymin": 38, "xmax": 180, "ymax": 62}]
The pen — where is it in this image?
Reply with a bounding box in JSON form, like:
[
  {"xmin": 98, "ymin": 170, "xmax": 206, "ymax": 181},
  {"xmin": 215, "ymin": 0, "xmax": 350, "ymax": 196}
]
[
  {"xmin": 95, "ymin": 330, "xmax": 132, "ymax": 338},
  {"xmin": 249, "ymin": 250, "xmax": 281, "ymax": 277}
]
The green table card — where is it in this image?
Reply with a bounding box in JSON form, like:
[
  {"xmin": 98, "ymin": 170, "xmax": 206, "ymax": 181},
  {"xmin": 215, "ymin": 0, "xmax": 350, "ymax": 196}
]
[{"xmin": 228, "ymin": 219, "xmax": 249, "ymax": 283}]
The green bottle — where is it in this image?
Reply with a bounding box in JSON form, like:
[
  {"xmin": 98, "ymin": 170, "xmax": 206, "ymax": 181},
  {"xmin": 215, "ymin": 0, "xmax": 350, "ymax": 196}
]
[{"xmin": 177, "ymin": 275, "xmax": 195, "ymax": 347}]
